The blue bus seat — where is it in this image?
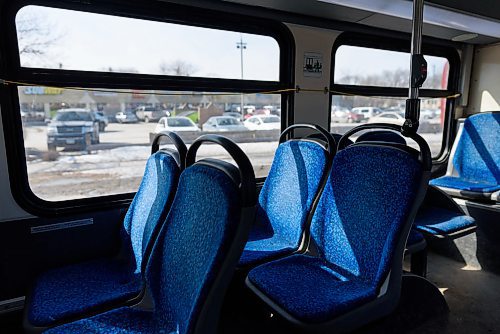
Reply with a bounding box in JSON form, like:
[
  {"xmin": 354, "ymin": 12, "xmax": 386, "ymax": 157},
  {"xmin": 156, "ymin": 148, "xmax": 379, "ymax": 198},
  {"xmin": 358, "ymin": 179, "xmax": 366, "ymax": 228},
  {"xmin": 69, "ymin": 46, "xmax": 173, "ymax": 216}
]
[
  {"xmin": 356, "ymin": 130, "xmax": 476, "ymax": 275},
  {"xmin": 45, "ymin": 135, "xmax": 257, "ymax": 334},
  {"xmin": 24, "ymin": 133, "xmax": 187, "ymax": 330},
  {"xmin": 430, "ymin": 112, "xmax": 500, "ymax": 201},
  {"xmin": 246, "ymin": 128, "xmax": 431, "ymax": 332},
  {"xmin": 414, "ymin": 186, "xmax": 476, "ymax": 238},
  {"xmin": 239, "ymin": 124, "xmax": 335, "ymax": 267}
]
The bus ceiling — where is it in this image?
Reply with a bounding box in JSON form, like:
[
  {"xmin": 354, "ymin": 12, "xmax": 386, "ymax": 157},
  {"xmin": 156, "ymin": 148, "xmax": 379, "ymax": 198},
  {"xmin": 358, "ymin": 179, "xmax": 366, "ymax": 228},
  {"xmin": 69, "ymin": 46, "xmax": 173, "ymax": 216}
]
[{"xmin": 221, "ymin": 0, "xmax": 500, "ymax": 44}]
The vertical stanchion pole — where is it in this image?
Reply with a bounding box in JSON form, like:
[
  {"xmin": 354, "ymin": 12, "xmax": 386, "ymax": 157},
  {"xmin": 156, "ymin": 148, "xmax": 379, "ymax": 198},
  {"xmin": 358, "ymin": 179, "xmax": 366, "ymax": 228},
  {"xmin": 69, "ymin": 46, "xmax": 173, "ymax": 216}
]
[{"xmin": 403, "ymin": 0, "xmax": 427, "ymax": 135}]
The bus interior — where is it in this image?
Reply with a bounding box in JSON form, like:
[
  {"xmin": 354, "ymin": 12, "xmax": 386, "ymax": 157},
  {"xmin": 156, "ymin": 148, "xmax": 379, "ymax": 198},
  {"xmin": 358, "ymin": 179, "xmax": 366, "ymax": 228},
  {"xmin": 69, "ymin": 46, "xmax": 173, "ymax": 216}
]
[{"xmin": 0, "ymin": 0, "xmax": 499, "ymax": 333}]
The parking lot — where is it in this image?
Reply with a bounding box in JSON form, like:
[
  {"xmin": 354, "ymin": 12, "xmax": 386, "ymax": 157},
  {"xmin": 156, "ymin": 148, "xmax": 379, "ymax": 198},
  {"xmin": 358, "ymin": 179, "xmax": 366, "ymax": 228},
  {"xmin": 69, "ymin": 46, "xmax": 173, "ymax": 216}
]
[{"xmin": 22, "ymin": 122, "xmax": 443, "ymax": 201}]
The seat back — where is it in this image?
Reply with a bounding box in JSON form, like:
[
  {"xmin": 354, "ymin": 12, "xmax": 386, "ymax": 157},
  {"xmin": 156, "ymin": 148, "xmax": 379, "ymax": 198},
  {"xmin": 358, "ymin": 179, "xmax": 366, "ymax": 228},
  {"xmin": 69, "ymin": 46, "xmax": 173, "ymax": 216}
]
[
  {"xmin": 311, "ymin": 143, "xmax": 424, "ymax": 283},
  {"xmin": 145, "ymin": 135, "xmax": 256, "ymax": 334},
  {"xmin": 121, "ymin": 132, "xmax": 187, "ymax": 274},
  {"xmin": 312, "ymin": 123, "xmax": 431, "ymax": 290},
  {"xmin": 251, "ymin": 124, "xmax": 335, "ymax": 250},
  {"xmin": 451, "ymin": 112, "xmax": 500, "ymax": 184}
]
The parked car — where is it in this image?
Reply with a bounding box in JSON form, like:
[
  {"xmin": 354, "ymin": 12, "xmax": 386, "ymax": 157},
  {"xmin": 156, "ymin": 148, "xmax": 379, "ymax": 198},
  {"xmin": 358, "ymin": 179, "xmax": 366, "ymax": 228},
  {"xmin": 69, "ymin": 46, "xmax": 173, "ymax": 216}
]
[
  {"xmin": 93, "ymin": 111, "xmax": 109, "ymax": 131},
  {"xmin": 244, "ymin": 115, "xmax": 281, "ymax": 130},
  {"xmin": 347, "ymin": 109, "xmax": 366, "ymax": 123},
  {"xmin": 351, "ymin": 107, "xmax": 383, "ymax": 119},
  {"xmin": 367, "ymin": 112, "xmax": 406, "ymax": 126},
  {"xmin": 331, "ymin": 109, "xmax": 350, "ymax": 123},
  {"xmin": 202, "ymin": 116, "xmax": 248, "ymax": 132},
  {"xmin": 46, "ymin": 108, "xmax": 99, "ymax": 151},
  {"xmin": 155, "ymin": 116, "xmax": 200, "ymax": 133},
  {"xmin": 115, "ymin": 111, "xmax": 138, "ymax": 123}
]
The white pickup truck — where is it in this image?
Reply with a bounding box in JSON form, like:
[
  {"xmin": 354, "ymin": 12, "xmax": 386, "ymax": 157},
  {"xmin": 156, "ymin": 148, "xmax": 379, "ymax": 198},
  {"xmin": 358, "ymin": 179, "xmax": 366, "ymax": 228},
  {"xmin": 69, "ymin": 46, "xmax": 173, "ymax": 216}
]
[{"xmin": 134, "ymin": 106, "xmax": 170, "ymax": 123}]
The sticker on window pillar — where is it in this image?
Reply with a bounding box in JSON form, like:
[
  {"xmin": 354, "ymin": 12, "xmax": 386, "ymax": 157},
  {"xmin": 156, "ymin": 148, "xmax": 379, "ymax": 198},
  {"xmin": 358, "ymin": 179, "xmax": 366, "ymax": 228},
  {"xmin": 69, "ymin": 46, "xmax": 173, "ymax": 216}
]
[{"xmin": 303, "ymin": 52, "xmax": 323, "ymax": 78}]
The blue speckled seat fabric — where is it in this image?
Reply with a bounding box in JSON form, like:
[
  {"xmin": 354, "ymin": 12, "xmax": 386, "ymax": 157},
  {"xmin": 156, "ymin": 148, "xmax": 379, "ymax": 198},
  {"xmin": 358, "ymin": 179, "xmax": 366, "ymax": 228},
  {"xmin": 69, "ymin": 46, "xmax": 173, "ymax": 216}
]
[
  {"xmin": 430, "ymin": 176, "xmax": 499, "ymax": 193},
  {"xmin": 248, "ymin": 255, "xmax": 377, "ymax": 322},
  {"xmin": 414, "ymin": 207, "xmax": 475, "ymax": 236},
  {"xmin": 28, "ymin": 152, "xmax": 180, "ymax": 327},
  {"xmin": 239, "ymin": 141, "xmax": 327, "ymax": 266},
  {"xmin": 430, "ymin": 112, "xmax": 500, "ymax": 195},
  {"xmin": 248, "ymin": 144, "xmax": 422, "ymax": 323},
  {"xmin": 44, "ymin": 307, "xmax": 155, "ymax": 333},
  {"xmin": 47, "ymin": 164, "xmax": 244, "ymax": 334}
]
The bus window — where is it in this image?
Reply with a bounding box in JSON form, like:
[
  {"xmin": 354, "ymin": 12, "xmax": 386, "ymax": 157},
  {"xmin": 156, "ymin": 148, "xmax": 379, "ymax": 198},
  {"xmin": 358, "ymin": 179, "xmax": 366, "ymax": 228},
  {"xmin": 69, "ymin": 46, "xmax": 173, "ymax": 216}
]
[
  {"xmin": 331, "ymin": 38, "xmax": 457, "ymax": 158},
  {"xmin": 335, "ymin": 45, "xmax": 449, "ymax": 90},
  {"xmin": 12, "ymin": 4, "xmax": 290, "ymax": 207},
  {"xmin": 16, "ymin": 6, "xmax": 280, "ymax": 81}
]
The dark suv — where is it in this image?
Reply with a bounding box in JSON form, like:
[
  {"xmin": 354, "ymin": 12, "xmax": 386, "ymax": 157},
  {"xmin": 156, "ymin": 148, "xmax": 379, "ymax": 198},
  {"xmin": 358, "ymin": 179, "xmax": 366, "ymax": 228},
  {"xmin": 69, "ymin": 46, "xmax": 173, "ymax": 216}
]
[{"xmin": 47, "ymin": 109, "xmax": 100, "ymax": 151}]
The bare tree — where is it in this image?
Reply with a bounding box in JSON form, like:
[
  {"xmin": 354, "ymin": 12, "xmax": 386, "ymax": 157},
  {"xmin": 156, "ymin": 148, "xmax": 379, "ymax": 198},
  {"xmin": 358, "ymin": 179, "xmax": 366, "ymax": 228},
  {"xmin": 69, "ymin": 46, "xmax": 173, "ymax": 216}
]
[
  {"xmin": 159, "ymin": 60, "xmax": 198, "ymax": 76},
  {"xmin": 16, "ymin": 12, "xmax": 63, "ymax": 66}
]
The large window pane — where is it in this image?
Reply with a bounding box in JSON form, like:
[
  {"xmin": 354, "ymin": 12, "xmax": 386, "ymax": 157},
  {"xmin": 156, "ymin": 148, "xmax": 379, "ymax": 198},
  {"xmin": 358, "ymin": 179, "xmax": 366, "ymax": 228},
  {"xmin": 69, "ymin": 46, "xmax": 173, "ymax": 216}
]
[
  {"xmin": 334, "ymin": 45, "xmax": 449, "ymax": 90},
  {"xmin": 16, "ymin": 5, "xmax": 280, "ymax": 81},
  {"xmin": 20, "ymin": 86, "xmax": 281, "ymax": 201},
  {"xmin": 331, "ymin": 95, "xmax": 445, "ymax": 156}
]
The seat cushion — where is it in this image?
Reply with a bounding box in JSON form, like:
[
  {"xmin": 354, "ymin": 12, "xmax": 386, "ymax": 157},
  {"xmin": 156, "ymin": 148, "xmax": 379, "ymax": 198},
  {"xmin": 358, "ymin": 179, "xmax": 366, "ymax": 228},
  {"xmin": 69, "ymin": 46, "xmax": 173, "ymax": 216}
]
[
  {"xmin": 430, "ymin": 176, "xmax": 500, "ymax": 194},
  {"xmin": 247, "ymin": 255, "xmax": 378, "ymax": 323},
  {"xmin": 239, "ymin": 241, "xmax": 295, "ymax": 266},
  {"xmin": 44, "ymin": 307, "xmax": 159, "ymax": 334},
  {"xmin": 28, "ymin": 258, "xmax": 142, "ymax": 326},
  {"xmin": 239, "ymin": 207, "xmax": 299, "ymax": 266},
  {"xmin": 414, "ymin": 206, "xmax": 476, "ymax": 236}
]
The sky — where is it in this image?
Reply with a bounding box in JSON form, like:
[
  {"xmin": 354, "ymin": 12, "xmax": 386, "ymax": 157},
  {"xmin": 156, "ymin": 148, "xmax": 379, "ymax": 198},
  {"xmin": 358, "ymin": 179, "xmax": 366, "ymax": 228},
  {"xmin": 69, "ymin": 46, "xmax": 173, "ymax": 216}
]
[
  {"xmin": 17, "ymin": 5, "xmax": 447, "ymax": 83},
  {"xmin": 17, "ymin": 5, "xmax": 281, "ymax": 81}
]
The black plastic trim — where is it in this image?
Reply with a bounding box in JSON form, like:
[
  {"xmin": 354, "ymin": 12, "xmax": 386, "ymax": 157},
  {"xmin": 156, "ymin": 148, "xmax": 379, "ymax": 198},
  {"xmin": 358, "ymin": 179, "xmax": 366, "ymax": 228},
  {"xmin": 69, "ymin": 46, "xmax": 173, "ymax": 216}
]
[
  {"xmin": 151, "ymin": 132, "xmax": 188, "ymax": 169},
  {"xmin": 186, "ymin": 134, "xmax": 256, "ymax": 207}
]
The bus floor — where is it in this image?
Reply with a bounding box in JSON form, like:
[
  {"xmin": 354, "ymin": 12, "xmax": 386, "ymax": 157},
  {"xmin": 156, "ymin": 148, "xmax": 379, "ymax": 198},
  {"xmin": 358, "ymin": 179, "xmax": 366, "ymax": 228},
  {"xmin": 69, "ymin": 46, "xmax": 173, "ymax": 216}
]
[{"xmin": 219, "ymin": 251, "xmax": 500, "ymax": 334}]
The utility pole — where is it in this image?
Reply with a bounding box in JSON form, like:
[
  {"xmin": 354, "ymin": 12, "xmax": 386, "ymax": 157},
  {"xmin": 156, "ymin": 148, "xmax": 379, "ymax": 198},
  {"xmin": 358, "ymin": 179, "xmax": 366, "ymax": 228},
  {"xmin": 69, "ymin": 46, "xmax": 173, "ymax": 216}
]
[{"xmin": 236, "ymin": 35, "xmax": 247, "ymax": 117}]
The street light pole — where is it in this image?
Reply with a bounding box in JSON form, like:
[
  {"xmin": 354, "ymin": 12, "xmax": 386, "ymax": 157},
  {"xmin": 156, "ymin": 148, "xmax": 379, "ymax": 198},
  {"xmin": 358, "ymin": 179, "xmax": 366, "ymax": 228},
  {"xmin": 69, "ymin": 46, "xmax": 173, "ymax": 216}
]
[{"xmin": 236, "ymin": 35, "xmax": 247, "ymax": 117}]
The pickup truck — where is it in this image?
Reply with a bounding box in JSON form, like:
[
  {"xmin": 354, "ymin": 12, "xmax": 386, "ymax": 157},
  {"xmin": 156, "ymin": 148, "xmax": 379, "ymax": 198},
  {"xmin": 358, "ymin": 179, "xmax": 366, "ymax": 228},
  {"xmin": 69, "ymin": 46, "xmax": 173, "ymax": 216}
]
[
  {"xmin": 46, "ymin": 109, "xmax": 100, "ymax": 152},
  {"xmin": 134, "ymin": 106, "xmax": 170, "ymax": 123}
]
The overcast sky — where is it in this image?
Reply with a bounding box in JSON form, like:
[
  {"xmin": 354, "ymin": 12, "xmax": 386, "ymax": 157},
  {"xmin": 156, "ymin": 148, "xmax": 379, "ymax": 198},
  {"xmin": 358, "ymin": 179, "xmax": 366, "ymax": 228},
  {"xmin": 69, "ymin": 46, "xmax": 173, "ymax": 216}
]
[{"xmin": 17, "ymin": 5, "xmax": 447, "ymax": 82}]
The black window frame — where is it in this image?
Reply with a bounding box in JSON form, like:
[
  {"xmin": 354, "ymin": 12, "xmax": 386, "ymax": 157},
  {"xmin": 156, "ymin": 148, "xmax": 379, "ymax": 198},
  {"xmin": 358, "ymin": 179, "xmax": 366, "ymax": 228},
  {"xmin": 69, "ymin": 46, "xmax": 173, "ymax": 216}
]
[
  {"xmin": 0, "ymin": 0, "xmax": 295, "ymax": 216},
  {"xmin": 330, "ymin": 32, "xmax": 460, "ymax": 160}
]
